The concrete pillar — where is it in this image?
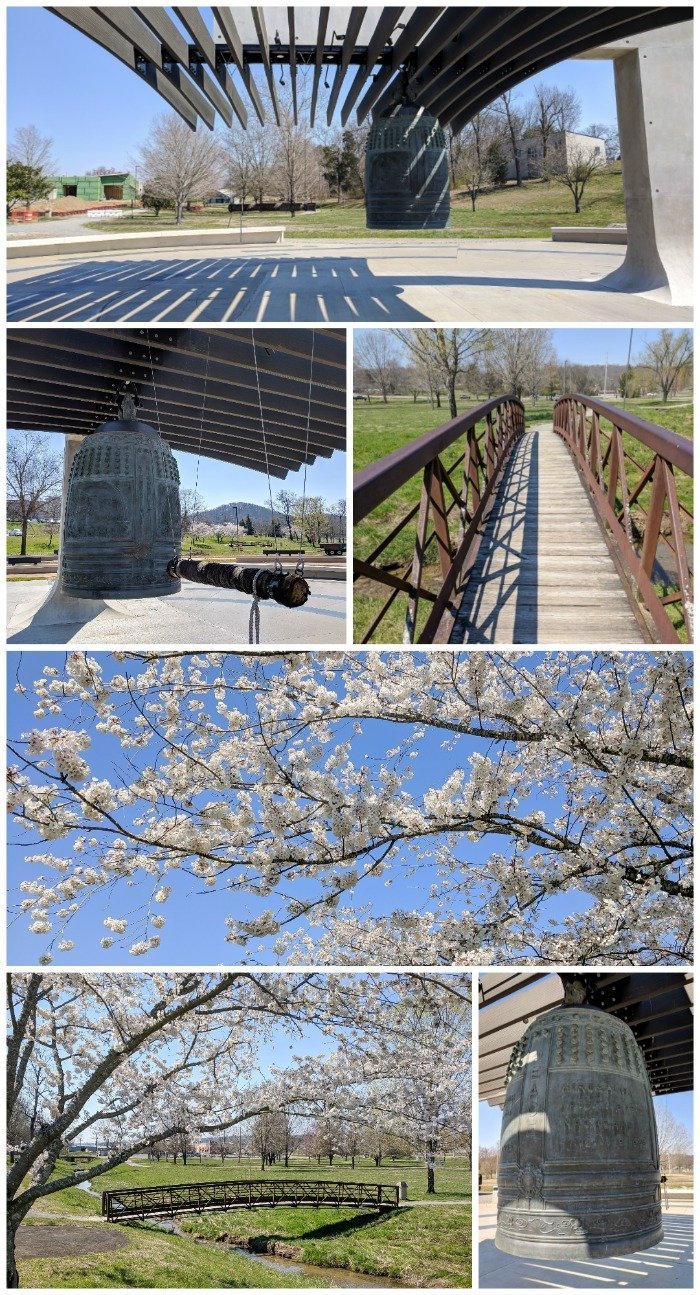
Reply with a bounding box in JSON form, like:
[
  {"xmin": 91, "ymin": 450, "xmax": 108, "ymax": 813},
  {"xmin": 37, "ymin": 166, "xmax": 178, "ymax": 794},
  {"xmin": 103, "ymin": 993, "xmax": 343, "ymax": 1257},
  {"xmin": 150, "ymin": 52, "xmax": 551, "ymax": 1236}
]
[
  {"xmin": 57, "ymin": 433, "xmax": 84, "ymax": 592},
  {"xmin": 581, "ymin": 22, "xmax": 693, "ymax": 305},
  {"xmin": 397, "ymin": 1180, "xmax": 408, "ymax": 1201}
]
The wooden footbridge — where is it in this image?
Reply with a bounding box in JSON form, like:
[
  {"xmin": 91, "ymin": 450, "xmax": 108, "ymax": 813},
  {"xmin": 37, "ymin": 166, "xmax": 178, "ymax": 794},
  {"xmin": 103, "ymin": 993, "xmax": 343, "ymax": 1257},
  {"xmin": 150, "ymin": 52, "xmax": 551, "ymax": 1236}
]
[
  {"xmin": 354, "ymin": 394, "xmax": 693, "ymax": 644},
  {"xmin": 102, "ymin": 1179, "xmax": 399, "ymax": 1222}
]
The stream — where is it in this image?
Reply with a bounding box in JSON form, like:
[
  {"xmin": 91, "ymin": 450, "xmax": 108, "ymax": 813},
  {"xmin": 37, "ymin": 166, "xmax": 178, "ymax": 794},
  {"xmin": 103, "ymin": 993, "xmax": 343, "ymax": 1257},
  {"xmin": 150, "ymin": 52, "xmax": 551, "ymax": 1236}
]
[
  {"xmin": 75, "ymin": 1185, "xmax": 400, "ymax": 1287},
  {"xmin": 152, "ymin": 1217, "xmax": 402, "ymax": 1288}
]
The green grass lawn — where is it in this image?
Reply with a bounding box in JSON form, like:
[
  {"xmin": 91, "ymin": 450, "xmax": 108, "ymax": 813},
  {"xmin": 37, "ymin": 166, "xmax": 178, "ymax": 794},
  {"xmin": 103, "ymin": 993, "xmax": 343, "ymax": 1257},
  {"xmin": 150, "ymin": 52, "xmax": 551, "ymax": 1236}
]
[
  {"xmin": 353, "ymin": 395, "xmax": 693, "ymax": 643},
  {"xmin": 6, "ymin": 526, "xmax": 330, "ymax": 560},
  {"xmin": 54, "ymin": 168, "xmax": 625, "ymax": 241},
  {"xmin": 52, "ymin": 1155, "xmax": 467, "ymax": 1203},
  {"xmin": 183, "ymin": 1202, "xmax": 471, "ymax": 1287},
  {"xmin": 18, "ymin": 1220, "xmax": 315, "ymax": 1288}
]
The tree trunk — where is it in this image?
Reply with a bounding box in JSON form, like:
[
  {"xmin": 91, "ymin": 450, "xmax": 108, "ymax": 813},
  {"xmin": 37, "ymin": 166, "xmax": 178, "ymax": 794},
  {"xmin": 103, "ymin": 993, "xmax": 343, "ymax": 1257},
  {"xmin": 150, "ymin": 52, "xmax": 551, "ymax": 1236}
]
[
  {"xmin": 20, "ymin": 518, "xmax": 28, "ymax": 557},
  {"xmin": 7, "ymin": 1210, "xmax": 22, "ymax": 1288},
  {"xmin": 514, "ymin": 155, "xmax": 522, "ymax": 187},
  {"xmin": 427, "ymin": 1164, "xmax": 436, "ymax": 1195},
  {"xmin": 176, "ymin": 203, "xmax": 184, "ymax": 225},
  {"xmin": 448, "ymin": 382, "xmax": 458, "ymax": 420}
]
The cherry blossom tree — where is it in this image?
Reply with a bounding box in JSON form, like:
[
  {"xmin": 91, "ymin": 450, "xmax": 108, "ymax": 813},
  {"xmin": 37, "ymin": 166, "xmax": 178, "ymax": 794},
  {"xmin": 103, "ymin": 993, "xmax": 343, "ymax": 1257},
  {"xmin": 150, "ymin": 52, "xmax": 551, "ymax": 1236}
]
[
  {"xmin": 6, "ymin": 971, "xmax": 467, "ymax": 1287},
  {"xmin": 7, "ymin": 651, "xmax": 692, "ymax": 966}
]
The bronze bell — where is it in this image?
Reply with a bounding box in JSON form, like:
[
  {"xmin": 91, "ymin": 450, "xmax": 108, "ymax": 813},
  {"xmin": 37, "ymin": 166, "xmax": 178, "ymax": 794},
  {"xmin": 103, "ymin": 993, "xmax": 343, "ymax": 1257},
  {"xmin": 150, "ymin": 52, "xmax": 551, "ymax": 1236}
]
[
  {"xmin": 496, "ymin": 997, "xmax": 663, "ymax": 1259},
  {"xmin": 365, "ymin": 103, "xmax": 450, "ymax": 230},
  {"xmin": 61, "ymin": 394, "xmax": 181, "ymax": 599}
]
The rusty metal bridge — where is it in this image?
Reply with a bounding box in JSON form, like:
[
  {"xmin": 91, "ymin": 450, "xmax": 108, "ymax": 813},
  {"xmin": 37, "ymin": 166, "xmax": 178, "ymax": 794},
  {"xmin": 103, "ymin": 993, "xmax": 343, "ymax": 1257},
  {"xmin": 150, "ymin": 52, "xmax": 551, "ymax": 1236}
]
[
  {"xmin": 102, "ymin": 1178, "xmax": 400, "ymax": 1222},
  {"xmin": 354, "ymin": 395, "xmax": 693, "ymax": 644}
]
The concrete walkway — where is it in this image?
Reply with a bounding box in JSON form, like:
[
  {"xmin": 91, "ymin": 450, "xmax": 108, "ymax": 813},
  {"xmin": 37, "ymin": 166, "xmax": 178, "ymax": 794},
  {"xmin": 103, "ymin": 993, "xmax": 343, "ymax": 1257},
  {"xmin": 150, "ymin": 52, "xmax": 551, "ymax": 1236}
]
[
  {"xmin": 7, "ymin": 578, "xmax": 346, "ymax": 646},
  {"xmin": 6, "ymin": 238, "xmax": 692, "ymax": 324},
  {"xmin": 479, "ymin": 1201, "xmax": 694, "ymax": 1288}
]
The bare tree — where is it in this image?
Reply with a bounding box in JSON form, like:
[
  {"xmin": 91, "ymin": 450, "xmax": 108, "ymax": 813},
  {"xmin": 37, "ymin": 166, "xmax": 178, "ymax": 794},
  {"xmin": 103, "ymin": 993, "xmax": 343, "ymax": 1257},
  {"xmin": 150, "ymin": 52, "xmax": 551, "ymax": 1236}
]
[
  {"xmin": 491, "ymin": 330, "xmax": 545, "ymax": 400},
  {"xmin": 655, "ymin": 1102, "xmax": 692, "ymax": 1174},
  {"xmin": 247, "ymin": 120, "xmax": 277, "ymax": 207},
  {"xmin": 9, "ymin": 124, "xmax": 56, "ymax": 174},
  {"xmin": 461, "ymin": 136, "xmax": 485, "ymax": 212},
  {"xmin": 179, "ymin": 486, "xmax": 205, "ymax": 536},
  {"xmin": 138, "ymin": 113, "xmax": 222, "ymax": 223},
  {"xmin": 525, "ymin": 83, "xmax": 560, "ymax": 168},
  {"xmin": 6, "ymin": 432, "xmax": 62, "ymax": 556},
  {"xmin": 523, "ymin": 331, "xmax": 556, "ymax": 403},
  {"xmin": 222, "ymin": 124, "xmax": 255, "ymax": 207},
  {"xmin": 640, "ymin": 330, "xmax": 694, "ymax": 402},
  {"xmin": 393, "ymin": 329, "xmax": 489, "ymax": 419},
  {"xmin": 548, "ymin": 145, "xmax": 604, "ymax": 213},
  {"xmin": 551, "ymin": 86, "xmax": 582, "ymax": 132},
  {"xmin": 495, "ymin": 91, "xmax": 525, "ymax": 186},
  {"xmin": 272, "ymin": 101, "xmax": 315, "ymax": 215},
  {"xmin": 586, "ymin": 121, "xmax": 620, "ymax": 160},
  {"xmin": 354, "ymin": 330, "xmax": 401, "ymax": 403}
]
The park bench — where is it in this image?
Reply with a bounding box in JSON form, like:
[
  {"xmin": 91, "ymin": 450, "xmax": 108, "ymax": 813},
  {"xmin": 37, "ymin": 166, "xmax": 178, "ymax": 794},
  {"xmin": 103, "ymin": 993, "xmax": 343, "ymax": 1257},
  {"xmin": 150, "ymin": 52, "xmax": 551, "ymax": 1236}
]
[
  {"xmin": 261, "ymin": 548, "xmax": 305, "ymax": 556},
  {"xmin": 8, "ymin": 555, "xmax": 42, "ymax": 565},
  {"xmin": 321, "ymin": 543, "xmax": 346, "ymax": 555}
]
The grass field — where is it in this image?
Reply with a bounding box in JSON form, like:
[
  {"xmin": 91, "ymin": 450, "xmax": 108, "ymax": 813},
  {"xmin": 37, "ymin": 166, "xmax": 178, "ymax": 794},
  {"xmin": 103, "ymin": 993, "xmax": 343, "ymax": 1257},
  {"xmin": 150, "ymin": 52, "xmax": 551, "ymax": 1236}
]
[
  {"xmin": 51, "ymin": 168, "xmax": 625, "ymax": 241},
  {"xmin": 18, "ymin": 1219, "xmax": 315, "ymax": 1289},
  {"xmin": 183, "ymin": 1202, "xmax": 471, "ymax": 1286},
  {"xmin": 353, "ymin": 395, "xmax": 693, "ymax": 643},
  {"xmin": 6, "ymin": 527, "xmax": 330, "ymax": 560},
  {"xmin": 18, "ymin": 1157, "xmax": 470, "ymax": 1287}
]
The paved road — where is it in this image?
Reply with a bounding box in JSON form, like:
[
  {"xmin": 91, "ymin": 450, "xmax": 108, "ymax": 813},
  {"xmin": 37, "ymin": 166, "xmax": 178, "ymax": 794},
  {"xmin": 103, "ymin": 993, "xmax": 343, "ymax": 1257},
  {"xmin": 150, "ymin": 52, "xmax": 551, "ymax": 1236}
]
[
  {"xmin": 7, "ymin": 214, "xmax": 140, "ymax": 240},
  {"xmin": 7, "ymin": 578, "xmax": 346, "ymax": 646},
  {"xmin": 7, "ymin": 237, "xmax": 692, "ymax": 324}
]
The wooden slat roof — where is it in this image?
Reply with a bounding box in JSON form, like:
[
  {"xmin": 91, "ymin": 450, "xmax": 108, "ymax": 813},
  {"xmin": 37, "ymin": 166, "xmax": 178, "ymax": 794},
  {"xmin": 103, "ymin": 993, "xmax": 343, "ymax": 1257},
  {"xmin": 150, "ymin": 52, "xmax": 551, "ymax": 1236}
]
[
  {"xmin": 7, "ymin": 327, "xmax": 346, "ymax": 477},
  {"xmin": 48, "ymin": 6, "xmax": 692, "ymax": 132}
]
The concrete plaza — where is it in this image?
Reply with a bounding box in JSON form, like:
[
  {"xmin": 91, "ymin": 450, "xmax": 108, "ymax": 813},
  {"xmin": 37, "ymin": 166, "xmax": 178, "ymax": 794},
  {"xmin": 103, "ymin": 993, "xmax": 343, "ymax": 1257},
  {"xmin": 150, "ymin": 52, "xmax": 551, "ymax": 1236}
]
[
  {"xmin": 7, "ymin": 577, "xmax": 346, "ymax": 646},
  {"xmin": 6, "ymin": 237, "xmax": 692, "ymax": 325},
  {"xmin": 478, "ymin": 1198, "xmax": 694, "ymax": 1289}
]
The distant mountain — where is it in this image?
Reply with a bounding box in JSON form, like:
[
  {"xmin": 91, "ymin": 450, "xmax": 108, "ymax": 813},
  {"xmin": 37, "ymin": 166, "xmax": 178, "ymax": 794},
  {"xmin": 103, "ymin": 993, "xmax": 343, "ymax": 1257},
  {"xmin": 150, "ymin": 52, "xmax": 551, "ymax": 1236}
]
[{"xmin": 197, "ymin": 501, "xmax": 284, "ymax": 526}]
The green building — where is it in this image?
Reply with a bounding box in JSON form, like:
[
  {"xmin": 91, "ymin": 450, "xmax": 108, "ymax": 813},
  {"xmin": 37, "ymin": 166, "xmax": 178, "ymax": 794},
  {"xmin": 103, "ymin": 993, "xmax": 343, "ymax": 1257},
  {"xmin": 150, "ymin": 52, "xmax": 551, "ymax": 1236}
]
[{"xmin": 48, "ymin": 172, "xmax": 140, "ymax": 201}]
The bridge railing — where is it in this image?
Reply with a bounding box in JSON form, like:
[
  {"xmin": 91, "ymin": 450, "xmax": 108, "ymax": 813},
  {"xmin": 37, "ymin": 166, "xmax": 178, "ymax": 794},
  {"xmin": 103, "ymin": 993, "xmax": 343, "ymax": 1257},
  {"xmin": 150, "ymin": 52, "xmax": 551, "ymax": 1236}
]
[
  {"xmin": 354, "ymin": 396, "xmax": 525, "ymax": 643},
  {"xmin": 554, "ymin": 395, "xmax": 693, "ymax": 641},
  {"xmin": 102, "ymin": 1178, "xmax": 400, "ymax": 1221}
]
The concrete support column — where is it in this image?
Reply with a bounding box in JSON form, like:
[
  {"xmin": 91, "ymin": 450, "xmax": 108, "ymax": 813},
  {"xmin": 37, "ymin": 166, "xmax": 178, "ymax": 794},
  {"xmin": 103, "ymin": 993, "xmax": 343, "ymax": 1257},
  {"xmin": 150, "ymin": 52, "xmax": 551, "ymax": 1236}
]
[
  {"xmin": 593, "ymin": 23, "xmax": 693, "ymax": 305},
  {"xmin": 57, "ymin": 433, "xmax": 84, "ymax": 592}
]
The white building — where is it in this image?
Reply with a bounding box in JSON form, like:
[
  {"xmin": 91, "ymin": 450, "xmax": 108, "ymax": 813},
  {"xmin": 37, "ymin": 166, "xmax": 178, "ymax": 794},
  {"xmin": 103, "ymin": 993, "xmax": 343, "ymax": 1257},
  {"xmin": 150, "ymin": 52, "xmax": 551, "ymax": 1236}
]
[{"xmin": 507, "ymin": 130, "xmax": 606, "ymax": 180}]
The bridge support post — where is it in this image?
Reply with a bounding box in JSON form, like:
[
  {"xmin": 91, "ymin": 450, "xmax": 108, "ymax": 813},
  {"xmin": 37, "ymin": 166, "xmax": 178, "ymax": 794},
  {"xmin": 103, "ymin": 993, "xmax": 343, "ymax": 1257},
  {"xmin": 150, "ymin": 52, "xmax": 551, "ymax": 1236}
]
[{"xmin": 587, "ymin": 22, "xmax": 693, "ymax": 306}]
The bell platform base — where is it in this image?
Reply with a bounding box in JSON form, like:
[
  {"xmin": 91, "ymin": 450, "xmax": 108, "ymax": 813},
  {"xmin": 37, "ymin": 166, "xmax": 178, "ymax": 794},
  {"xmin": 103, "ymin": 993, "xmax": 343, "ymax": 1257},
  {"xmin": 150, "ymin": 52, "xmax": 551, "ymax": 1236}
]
[{"xmin": 495, "ymin": 1219, "xmax": 664, "ymax": 1261}]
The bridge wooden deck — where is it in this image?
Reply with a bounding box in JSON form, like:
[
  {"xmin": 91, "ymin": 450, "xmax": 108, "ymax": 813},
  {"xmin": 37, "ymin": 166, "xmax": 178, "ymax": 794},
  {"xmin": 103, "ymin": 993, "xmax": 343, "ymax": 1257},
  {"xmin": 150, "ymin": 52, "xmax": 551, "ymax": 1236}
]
[
  {"xmin": 449, "ymin": 427, "xmax": 647, "ymax": 644},
  {"xmin": 102, "ymin": 1179, "xmax": 399, "ymax": 1222}
]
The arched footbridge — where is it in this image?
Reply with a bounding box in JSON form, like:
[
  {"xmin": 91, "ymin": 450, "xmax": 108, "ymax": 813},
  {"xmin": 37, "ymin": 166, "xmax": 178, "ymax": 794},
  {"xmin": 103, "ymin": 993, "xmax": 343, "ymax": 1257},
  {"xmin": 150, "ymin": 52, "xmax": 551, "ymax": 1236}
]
[
  {"xmin": 354, "ymin": 395, "xmax": 693, "ymax": 644},
  {"xmin": 102, "ymin": 1179, "xmax": 399, "ymax": 1222}
]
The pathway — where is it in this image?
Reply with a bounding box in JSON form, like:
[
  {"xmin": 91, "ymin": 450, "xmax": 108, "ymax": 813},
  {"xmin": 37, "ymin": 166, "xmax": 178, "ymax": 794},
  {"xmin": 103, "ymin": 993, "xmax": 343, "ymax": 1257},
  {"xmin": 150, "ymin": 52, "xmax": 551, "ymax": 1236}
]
[{"xmin": 450, "ymin": 426, "xmax": 646, "ymax": 644}]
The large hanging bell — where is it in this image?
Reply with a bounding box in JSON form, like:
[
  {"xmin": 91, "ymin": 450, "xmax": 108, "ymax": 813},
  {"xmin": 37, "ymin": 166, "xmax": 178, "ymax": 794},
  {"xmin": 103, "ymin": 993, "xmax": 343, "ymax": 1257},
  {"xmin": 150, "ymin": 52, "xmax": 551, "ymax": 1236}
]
[
  {"xmin": 496, "ymin": 1001, "xmax": 663, "ymax": 1259},
  {"xmin": 365, "ymin": 103, "xmax": 450, "ymax": 230},
  {"xmin": 61, "ymin": 405, "xmax": 181, "ymax": 599}
]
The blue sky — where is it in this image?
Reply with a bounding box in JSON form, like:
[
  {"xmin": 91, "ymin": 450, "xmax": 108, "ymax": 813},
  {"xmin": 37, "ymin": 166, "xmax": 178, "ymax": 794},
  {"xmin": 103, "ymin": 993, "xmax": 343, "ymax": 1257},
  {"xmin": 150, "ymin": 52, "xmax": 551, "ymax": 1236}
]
[{"xmin": 7, "ymin": 7, "xmax": 617, "ymax": 173}]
